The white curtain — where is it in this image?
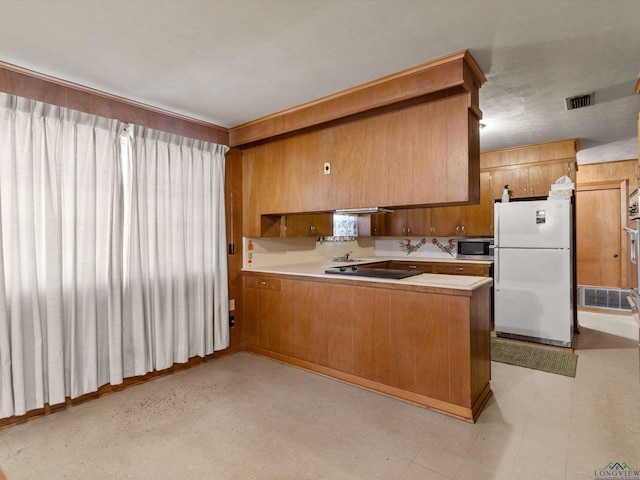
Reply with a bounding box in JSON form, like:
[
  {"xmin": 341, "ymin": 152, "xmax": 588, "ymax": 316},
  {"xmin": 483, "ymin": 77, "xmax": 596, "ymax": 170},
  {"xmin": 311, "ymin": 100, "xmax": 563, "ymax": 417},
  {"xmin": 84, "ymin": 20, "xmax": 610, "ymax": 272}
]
[
  {"xmin": 122, "ymin": 125, "xmax": 229, "ymax": 375},
  {"xmin": 0, "ymin": 93, "xmax": 123, "ymax": 417},
  {"xmin": 0, "ymin": 92, "xmax": 229, "ymax": 419}
]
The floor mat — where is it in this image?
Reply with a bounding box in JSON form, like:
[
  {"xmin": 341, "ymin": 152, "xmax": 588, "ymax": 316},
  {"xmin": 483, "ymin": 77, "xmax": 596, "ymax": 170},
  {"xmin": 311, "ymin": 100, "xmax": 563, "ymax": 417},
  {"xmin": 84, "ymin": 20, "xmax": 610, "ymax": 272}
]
[{"xmin": 491, "ymin": 337, "xmax": 578, "ymax": 377}]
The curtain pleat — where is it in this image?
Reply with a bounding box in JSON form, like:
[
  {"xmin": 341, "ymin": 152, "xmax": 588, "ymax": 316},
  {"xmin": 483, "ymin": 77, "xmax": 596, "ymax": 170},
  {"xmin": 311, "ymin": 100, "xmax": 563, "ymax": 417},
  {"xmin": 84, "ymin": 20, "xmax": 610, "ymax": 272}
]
[
  {"xmin": 0, "ymin": 94, "xmax": 122, "ymax": 415},
  {"xmin": 0, "ymin": 92, "xmax": 229, "ymax": 419},
  {"xmin": 125, "ymin": 126, "xmax": 229, "ymax": 371}
]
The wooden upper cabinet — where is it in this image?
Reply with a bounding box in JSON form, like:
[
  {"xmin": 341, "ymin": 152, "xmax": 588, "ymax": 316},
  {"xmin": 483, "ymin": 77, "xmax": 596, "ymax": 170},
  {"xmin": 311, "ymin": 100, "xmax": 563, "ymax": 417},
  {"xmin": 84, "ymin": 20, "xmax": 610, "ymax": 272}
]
[
  {"xmin": 528, "ymin": 162, "xmax": 568, "ymax": 196},
  {"xmin": 240, "ymin": 51, "xmax": 487, "ymax": 236},
  {"xmin": 385, "ymin": 208, "xmax": 432, "ymax": 236},
  {"xmin": 284, "ymin": 213, "xmax": 333, "ymax": 237},
  {"xmin": 431, "ymin": 206, "xmax": 461, "ymax": 236},
  {"xmin": 482, "ymin": 139, "xmax": 579, "ymax": 200},
  {"xmin": 490, "ymin": 161, "xmax": 574, "ymax": 199},
  {"xmin": 460, "ymin": 171, "xmax": 493, "ymax": 236},
  {"xmin": 490, "ymin": 167, "xmax": 530, "ymax": 199}
]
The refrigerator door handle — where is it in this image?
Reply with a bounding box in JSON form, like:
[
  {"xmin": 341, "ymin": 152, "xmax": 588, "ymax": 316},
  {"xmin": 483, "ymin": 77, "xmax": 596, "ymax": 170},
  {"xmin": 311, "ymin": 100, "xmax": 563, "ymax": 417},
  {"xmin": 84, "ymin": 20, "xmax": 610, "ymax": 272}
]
[
  {"xmin": 494, "ymin": 248, "xmax": 500, "ymax": 290},
  {"xmin": 625, "ymin": 227, "xmax": 638, "ymax": 264}
]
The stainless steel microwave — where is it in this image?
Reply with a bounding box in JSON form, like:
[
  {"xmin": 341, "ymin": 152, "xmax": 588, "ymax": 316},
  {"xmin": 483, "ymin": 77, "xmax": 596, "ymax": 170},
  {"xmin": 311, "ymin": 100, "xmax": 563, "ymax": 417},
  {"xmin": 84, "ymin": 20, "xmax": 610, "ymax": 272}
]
[{"xmin": 457, "ymin": 238, "xmax": 494, "ymax": 259}]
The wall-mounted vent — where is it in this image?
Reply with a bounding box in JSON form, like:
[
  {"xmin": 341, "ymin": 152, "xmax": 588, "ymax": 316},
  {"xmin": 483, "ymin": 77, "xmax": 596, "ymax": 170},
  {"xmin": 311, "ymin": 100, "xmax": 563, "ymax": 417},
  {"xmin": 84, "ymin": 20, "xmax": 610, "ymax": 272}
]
[{"xmin": 565, "ymin": 93, "xmax": 595, "ymax": 110}]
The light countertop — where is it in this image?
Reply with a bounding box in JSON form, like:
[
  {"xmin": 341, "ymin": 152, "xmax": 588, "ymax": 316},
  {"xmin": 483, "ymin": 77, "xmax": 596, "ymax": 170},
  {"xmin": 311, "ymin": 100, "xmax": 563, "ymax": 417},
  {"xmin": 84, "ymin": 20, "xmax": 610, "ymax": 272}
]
[{"xmin": 242, "ymin": 257, "xmax": 493, "ymax": 292}]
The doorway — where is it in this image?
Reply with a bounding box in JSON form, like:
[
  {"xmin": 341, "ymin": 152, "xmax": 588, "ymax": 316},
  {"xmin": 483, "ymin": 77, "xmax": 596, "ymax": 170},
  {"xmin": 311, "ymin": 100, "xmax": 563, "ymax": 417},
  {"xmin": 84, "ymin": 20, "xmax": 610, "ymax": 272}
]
[{"xmin": 576, "ymin": 180, "xmax": 628, "ymax": 289}]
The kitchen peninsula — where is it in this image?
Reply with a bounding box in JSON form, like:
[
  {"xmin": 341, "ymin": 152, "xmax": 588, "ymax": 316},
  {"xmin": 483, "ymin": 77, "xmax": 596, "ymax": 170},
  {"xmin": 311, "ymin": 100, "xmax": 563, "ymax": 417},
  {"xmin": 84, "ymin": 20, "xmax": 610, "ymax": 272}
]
[{"xmin": 242, "ymin": 260, "xmax": 493, "ymax": 422}]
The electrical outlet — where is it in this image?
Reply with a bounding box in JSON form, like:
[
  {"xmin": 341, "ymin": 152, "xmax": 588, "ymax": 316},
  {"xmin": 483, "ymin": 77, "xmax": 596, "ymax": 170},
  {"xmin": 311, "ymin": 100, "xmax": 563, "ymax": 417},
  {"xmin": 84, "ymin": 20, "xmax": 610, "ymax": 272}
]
[
  {"xmin": 323, "ymin": 162, "xmax": 331, "ymax": 175},
  {"xmin": 229, "ymin": 315, "xmax": 235, "ymax": 328}
]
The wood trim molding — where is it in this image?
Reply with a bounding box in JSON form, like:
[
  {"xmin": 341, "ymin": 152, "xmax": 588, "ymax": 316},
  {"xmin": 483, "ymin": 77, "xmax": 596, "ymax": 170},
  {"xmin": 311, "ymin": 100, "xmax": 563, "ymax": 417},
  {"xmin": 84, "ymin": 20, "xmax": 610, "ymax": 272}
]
[
  {"xmin": 242, "ymin": 270, "xmax": 483, "ymax": 297},
  {"xmin": 0, "ymin": 60, "xmax": 229, "ymax": 145},
  {"xmin": 480, "ymin": 156, "xmax": 577, "ymax": 173},
  {"xmin": 576, "ymin": 180, "xmax": 626, "ymax": 191},
  {"xmin": 481, "ymin": 138, "xmax": 580, "ymax": 156},
  {"xmin": 229, "ymin": 50, "xmax": 486, "ymax": 147}
]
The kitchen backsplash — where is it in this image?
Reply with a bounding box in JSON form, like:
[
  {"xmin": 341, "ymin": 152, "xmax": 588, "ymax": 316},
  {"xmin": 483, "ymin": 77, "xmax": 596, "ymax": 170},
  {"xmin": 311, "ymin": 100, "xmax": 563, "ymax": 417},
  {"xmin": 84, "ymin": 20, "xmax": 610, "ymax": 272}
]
[
  {"xmin": 375, "ymin": 237, "xmax": 458, "ymax": 259},
  {"xmin": 243, "ymin": 236, "xmax": 457, "ymax": 268}
]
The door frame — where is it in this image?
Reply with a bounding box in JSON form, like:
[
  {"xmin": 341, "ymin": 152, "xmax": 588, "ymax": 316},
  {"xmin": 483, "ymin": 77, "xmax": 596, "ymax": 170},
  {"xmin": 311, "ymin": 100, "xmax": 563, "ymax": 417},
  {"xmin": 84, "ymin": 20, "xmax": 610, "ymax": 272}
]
[{"xmin": 576, "ymin": 179, "xmax": 629, "ymax": 288}]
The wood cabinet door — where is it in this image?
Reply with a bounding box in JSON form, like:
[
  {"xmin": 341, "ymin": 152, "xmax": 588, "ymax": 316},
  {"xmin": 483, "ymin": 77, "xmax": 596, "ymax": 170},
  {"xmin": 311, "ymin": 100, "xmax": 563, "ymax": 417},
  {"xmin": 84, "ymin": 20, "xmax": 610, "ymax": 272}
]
[
  {"xmin": 365, "ymin": 213, "xmax": 387, "ymax": 236},
  {"xmin": 328, "ymin": 115, "xmax": 388, "ymax": 209},
  {"xmin": 405, "ymin": 208, "xmax": 431, "ymax": 236},
  {"xmin": 491, "ymin": 168, "xmax": 529, "ymax": 199},
  {"xmin": 387, "ymin": 261, "xmax": 433, "ymax": 273},
  {"xmin": 430, "ymin": 206, "xmax": 461, "ymax": 236},
  {"xmin": 243, "ymin": 284, "xmax": 258, "ymax": 346},
  {"xmin": 294, "ymin": 281, "xmax": 330, "ymax": 366},
  {"xmin": 384, "ymin": 210, "xmax": 408, "ymax": 236},
  {"xmin": 494, "ymin": 168, "xmax": 530, "ymax": 198},
  {"xmin": 384, "ymin": 208, "xmax": 431, "ymax": 236},
  {"xmin": 267, "ymin": 279, "xmax": 296, "ymax": 356},
  {"xmin": 243, "ymin": 276, "xmax": 282, "ymax": 349},
  {"xmin": 460, "ymin": 171, "xmax": 493, "ymax": 236},
  {"xmin": 389, "ymin": 291, "xmax": 450, "ymax": 401},
  {"xmin": 529, "ymin": 162, "xmax": 566, "ymax": 197},
  {"xmin": 284, "ymin": 213, "xmax": 333, "ymax": 237},
  {"xmin": 433, "ymin": 263, "xmax": 491, "ymax": 277},
  {"xmin": 576, "ymin": 183, "xmax": 624, "ymax": 288}
]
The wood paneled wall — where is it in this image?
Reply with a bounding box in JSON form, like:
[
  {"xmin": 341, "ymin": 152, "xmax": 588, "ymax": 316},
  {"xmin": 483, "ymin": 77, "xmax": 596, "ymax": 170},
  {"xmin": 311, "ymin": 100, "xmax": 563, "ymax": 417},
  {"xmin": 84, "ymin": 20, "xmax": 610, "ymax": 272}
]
[
  {"xmin": 576, "ymin": 159, "xmax": 638, "ymax": 192},
  {"xmin": 225, "ymin": 148, "xmax": 244, "ymax": 347}
]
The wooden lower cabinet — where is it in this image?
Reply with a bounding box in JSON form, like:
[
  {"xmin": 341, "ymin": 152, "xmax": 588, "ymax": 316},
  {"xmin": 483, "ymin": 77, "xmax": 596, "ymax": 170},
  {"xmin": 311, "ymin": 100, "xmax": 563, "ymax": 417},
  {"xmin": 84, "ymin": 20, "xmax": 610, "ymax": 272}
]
[
  {"xmin": 387, "ymin": 261, "xmax": 434, "ymax": 273},
  {"xmin": 242, "ymin": 273, "xmax": 492, "ymax": 422},
  {"xmin": 388, "ymin": 260, "xmax": 492, "ymax": 277}
]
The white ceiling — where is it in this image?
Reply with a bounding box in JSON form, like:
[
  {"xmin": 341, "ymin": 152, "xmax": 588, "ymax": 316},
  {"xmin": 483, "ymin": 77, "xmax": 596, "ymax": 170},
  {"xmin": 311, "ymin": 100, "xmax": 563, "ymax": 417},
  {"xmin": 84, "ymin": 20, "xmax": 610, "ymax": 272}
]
[{"xmin": 0, "ymin": 0, "xmax": 639, "ymax": 164}]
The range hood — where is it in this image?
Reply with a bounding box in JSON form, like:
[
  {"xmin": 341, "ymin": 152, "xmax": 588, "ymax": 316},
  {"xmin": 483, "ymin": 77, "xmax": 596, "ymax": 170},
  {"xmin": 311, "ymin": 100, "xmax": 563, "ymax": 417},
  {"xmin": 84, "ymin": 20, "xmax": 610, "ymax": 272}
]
[{"xmin": 334, "ymin": 207, "xmax": 393, "ymax": 215}]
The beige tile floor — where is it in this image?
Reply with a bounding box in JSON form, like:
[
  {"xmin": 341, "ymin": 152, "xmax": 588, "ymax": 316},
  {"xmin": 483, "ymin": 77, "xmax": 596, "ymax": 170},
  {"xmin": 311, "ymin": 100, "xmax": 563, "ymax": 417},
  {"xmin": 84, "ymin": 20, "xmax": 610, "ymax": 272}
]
[{"xmin": 0, "ymin": 311, "xmax": 638, "ymax": 480}]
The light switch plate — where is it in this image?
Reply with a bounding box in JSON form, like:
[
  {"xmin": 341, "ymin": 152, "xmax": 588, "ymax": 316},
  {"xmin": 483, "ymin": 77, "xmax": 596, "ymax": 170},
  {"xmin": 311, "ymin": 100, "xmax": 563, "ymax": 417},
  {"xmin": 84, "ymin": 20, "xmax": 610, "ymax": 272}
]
[{"xmin": 229, "ymin": 299, "xmax": 235, "ymax": 311}]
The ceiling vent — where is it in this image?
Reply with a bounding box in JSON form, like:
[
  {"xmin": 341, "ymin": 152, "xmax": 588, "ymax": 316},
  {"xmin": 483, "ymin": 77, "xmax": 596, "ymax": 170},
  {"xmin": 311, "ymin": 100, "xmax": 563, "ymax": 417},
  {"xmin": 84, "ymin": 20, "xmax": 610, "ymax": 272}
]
[{"xmin": 565, "ymin": 93, "xmax": 595, "ymax": 110}]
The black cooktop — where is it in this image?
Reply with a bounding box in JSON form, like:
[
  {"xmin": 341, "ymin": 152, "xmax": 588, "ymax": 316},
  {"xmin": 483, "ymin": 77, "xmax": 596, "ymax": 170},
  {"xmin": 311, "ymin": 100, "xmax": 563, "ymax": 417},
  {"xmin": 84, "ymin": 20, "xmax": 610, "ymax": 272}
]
[{"xmin": 324, "ymin": 266, "xmax": 422, "ymax": 280}]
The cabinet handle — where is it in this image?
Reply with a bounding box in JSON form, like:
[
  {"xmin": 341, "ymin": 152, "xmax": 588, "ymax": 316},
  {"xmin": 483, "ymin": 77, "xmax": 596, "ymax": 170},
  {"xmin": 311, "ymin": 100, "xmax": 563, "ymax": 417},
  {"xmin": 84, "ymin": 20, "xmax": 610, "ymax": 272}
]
[
  {"xmin": 461, "ymin": 225, "xmax": 465, "ymax": 235},
  {"xmin": 407, "ymin": 227, "xmax": 412, "ymax": 235},
  {"xmin": 310, "ymin": 225, "xmax": 316, "ymax": 235},
  {"xmin": 455, "ymin": 267, "xmax": 464, "ymax": 272},
  {"xmin": 456, "ymin": 226, "xmax": 460, "ymax": 235},
  {"xmin": 524, "ymin": 187, "xmax": 527, "ymax": 196},
  {"xmin": 531, "ymin": 186, "xmax": 534, "ymax": 195},
  {"xmin": 258, "ymin": 281, "xmax": 266, "ymax": 285},
  {"xmin": 408, "ymin": 265, "xmax": 417, "ymax": 269}
]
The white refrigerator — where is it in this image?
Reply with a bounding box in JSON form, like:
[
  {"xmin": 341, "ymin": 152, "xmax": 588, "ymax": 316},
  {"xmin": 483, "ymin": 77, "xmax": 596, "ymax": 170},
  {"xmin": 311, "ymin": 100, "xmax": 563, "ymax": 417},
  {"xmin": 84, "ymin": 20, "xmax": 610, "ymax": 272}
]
[{"xmin": 494, "ymin": 199, "xmax": 574, "ymax": 347}]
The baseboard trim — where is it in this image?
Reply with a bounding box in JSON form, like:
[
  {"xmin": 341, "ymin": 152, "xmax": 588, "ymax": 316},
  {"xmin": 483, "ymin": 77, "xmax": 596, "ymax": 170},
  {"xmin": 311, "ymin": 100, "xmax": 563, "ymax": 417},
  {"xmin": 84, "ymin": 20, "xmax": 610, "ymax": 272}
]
[
  {"xmin": 0, "ymin": 343, "xmax": 244, "ymax": 431},
  {"xmin": 245, "ymin": 346, "xmax": 488, "ymax": 423}
]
